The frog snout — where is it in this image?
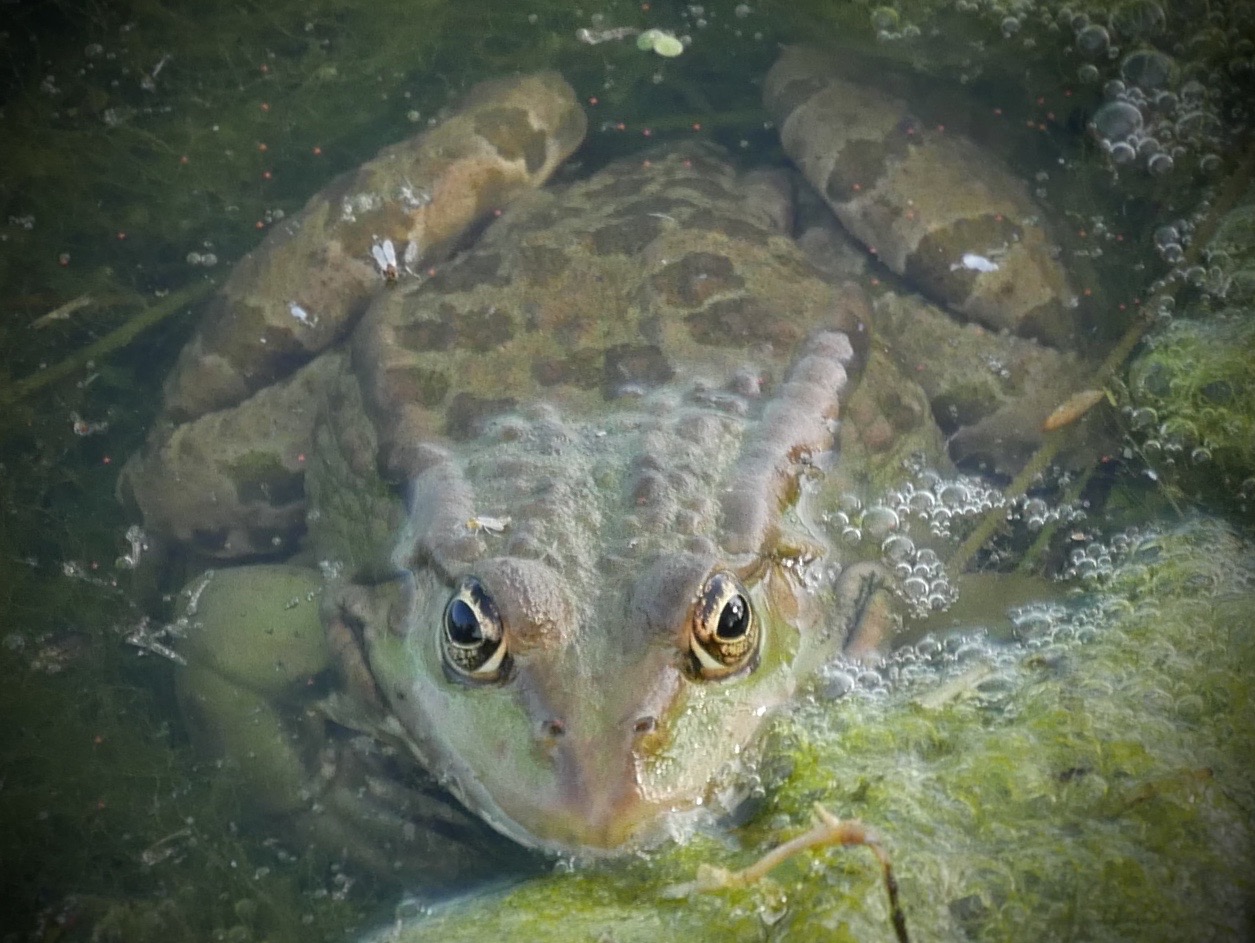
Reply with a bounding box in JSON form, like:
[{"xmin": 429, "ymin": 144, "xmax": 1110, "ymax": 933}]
[{"xmin": 527, "ymin": 712, "xmax": 663, "ymax": 850}]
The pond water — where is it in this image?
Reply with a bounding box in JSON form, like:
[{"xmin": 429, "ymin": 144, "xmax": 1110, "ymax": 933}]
[{"xmin": 1, "ymin": 1, "xmax": 1252, "ymax": 941}]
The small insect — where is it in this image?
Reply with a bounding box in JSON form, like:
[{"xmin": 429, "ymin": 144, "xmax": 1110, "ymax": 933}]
[
  {"xmin": 371, "ymin": 238, "xmax": 399, "ymax": 282},
  {"xmin": 466, "ymin": 515, "xmax": 511, "ymax": 534}
]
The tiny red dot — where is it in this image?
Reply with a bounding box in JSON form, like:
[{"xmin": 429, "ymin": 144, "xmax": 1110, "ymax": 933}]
[
  {"xmin": 260, "ymin": 102, "xmax": 270, "ymax": 112},
  {"xmin": 691, "ymin": 122, "xmax": 702, "ymax": 131},
  {"xmin": 588, "ymin": 96, "xmax": 599, "ymax": 106},
  {"xmin": 642, "ymin": 159, "xmax": 652, "ymax": 168},
  {"xmin": 256, "ymin": 220, "xmax": 265, "ymax": 229},
  {"xmin": 641, "ymin": 2, "xmax": 650, "ymax": 9},
  {"xmin": 493, "ymin": 208, "xmax": 503, "ymax": 217},
  {"xmin": 1083, "ymin": 288, "xmax": 1093, "ymax": 296},
  {"xmin": 258, "ymin": 142, "xmax": 268, "ymax": 152},
  {"xmin": 297, "ymin": 453, "xmax": 306, "ymax": 463},
  {"xmin": 179, "ymin": 155, "xmax": 189, "ymax": 164},
  {"xmin": 260, "ymin": 64, "xmax": 269, "ymax": 74},
  {"xmin": 312, "ymin": 146, "xmax": 323, "ymax": 156},
  {"xmin": 615, "ymin": 122, "xmax": 626, "ymax": 131},
  {"xmin": 993, "ymin": 107, "xmax": 1003, "ymax": 116},
  {"xmin": 1078, "ymin": 230, "xmax": 1087, "ymax": 238},
  {"xmin": 116, "ymin": 231, "xmax": 126, "ymax": 240},
  {"xmin": 642, "ymin": 128, "xmax": 652, "ymax": 137},
  {"xmin": 262, "ymin": 170, "xmax": 272, "ymax": 180},
  {"xmin": 935, "ymin": 124, "xmax": 945, "ymax": 133},
  {"xmin": 852, "ymin": 183, "xmax": 862, "ymax": 192},
  {"xmin": 682, "ymin": 159, "xmax": 692, "ymax": 168},
  {"xmin": 1036, "ymin": 96, "xmax": 1046, "ymax": 105},
  {"xmin": 102, "ymin": 455, "xmax": 112, "ymax": 465},
  {"xmin": 427, "ymin": 267, "xmax": 437, "ymax": 277}
]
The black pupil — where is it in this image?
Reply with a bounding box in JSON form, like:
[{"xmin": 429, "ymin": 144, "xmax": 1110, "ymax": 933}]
[
  {"xmin": 717, "ymin": 594, "xmax": 749, "ymax": 639},
  {"xmin": 446, "ymin": 599, "xmax": 483, "ymax": 644}
]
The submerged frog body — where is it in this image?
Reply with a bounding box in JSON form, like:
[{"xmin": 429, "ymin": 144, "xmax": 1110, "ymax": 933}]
[{"xmin": 121, "ymin": 49, "xmax": 1088, "ymax": 869}]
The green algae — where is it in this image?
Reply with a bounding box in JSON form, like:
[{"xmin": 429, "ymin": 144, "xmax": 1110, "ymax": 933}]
[{"xmin": 383, "ymin": 517, "xmax": 1255, "ymax": 942}]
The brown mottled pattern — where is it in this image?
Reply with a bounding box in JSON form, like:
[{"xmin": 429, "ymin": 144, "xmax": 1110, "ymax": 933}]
[
  {"xmin": 156, "ymin": 71, "xmax": 586, "ymax": 423},
  {"xmin": 765, "ymin": 45, "xmax": 1077, "ymax": 344}
]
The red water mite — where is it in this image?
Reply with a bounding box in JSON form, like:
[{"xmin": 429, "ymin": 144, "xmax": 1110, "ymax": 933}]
[
  {"xmin": 691, "ymin": 122, "xmax": 702, "ymax": 131},
  {"xmin": 262, "ymin": 170, "xmax": 273, "ymax": 180},
  {"xmin": 116, "ymin": 231, "xmax": 126, "ymax": 240},
  {"xmin": 258, "ymin": 142, "xmax": 268, "ymax": 152},
  {"xmin": 642, "ymin": 128, "xmax": 653, "ymax": 137},
  {"xmin": 259, "ymin": 63, "xmax": 269, "ymax": 74},
  {"xmin": 179, "ymin": 155, "xmax": 189, "ymax": 165},
  {"xmin": 260, "ymin": 102, "xmax": 270, "ymax": 112},
  {"xmin": 297, "ymin": 453, "xmax": 306, "ymax": 463},
  {"xmin": 312, "ymin": 145, "xmax": 323, "ymax": 156},
  {"xmin": 101, "ymin": 455, "xmax": 112, "ymax": 465},
  {"xmin": 255, "ymin": 220, "xmax": 265, "ymax": 229},
  {"xmin": 589, "ymin": 96, "xmax": 599, "ymax": 106}
]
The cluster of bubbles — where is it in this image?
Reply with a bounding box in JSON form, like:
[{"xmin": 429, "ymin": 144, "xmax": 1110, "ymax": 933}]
[
  {"xmin": 868, "ymin": 6, "xmax": 922, "ymax": 43},
  {"xmin": 826, "ymin": 470, "xmax": 1086, "ymax": 619},
  {"xmin": 1061, "ymin": 1, "xmax": 1233, "ymax": 179},
  {"xmin": 185, "ymin": 250, "xmax": 219, "ymax": 267},
  {"xmin": 1118, "ymin": 400, "xmax": 1217, "ymax": 472},
  {"xmin": 820, "ymin": 524, "xmax": 1162, "ymax": 704}
]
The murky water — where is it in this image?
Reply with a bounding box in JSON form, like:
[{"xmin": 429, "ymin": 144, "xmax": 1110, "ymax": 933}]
[{"xmin": 2, "ymin": 1, "xmax": 1252, "ymax": 941}]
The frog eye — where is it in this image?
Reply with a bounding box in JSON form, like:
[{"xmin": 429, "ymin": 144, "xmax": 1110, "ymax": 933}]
[
  {"xmin": 442, "ymin": 577, "xmax": 511, "ymax": 683},
  {"xmin": 689, "ymin": 571, "xmax": 759, "ymax": 680}
]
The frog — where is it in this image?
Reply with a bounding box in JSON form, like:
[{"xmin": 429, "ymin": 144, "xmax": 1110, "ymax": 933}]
[{"xmin": 119, "ymin": 47, "xmax": 1092, "ymax": 878}]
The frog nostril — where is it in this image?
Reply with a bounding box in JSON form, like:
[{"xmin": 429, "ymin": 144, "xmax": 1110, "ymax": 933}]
[
  {"xmin": 633, "ymin": 716, "xmax": 657, "ymax": 736},
  {"xmin": 540, "ymin": 718, "xmax": 566, "ymax": 738}
]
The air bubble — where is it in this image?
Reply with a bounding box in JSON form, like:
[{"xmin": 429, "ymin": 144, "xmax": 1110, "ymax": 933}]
[
  {"xmin": 1078, "ymin": 63, "xmax": 1101, "ymax": 82},
  {"xmin": 1109, "ymin": 141, "xmax": 1136, "ymax": 163},
  {"xmin": 1147, "ymin": 152, "xmax": 1174, "ymax": 174},
  {"xmin": 1076, "ymin": 24, "xmax": 1110, "ymax": 57},
  {"xmin": 1001, "ymin": 16, "xmax": 1021, "ymax": 37},
  {"xmin": 1102, "ymin": 78, "xmax": 1128, "ymax": 99},
  {"xmin": 862, "ymin": 505, "xmax": 900, "ymax": 538},
  {"xmin": 870, "ymin": 6, "xmax": 899, "ymax": 31},
  {"xmin": 881, "ymin": 533, "xmax": 915, "ymax": 562},
  {"xmin": 1121, "ymin": 49, "xmax": 1177, "ymax": 89},
  {"xmin": 1092, "ymin": 100, "xmax": 1144, "ymax": 140},
  {"xmin": 1110, "ymin": 0, "xmax": 1166, "ymax": 40}
]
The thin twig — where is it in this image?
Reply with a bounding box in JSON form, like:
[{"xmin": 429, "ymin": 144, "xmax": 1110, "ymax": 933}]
[{"xmin": 0, "ymin": 278, "xmax": 216, "ymax": 404}]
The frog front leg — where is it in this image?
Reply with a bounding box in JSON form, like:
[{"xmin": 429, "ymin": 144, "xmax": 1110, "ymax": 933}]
[{"xmin": 176, "ymin": 564, "xmax": 528, "ymax": 884}]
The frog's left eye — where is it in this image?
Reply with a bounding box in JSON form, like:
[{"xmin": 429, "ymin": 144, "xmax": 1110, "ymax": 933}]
[
  {"xmin": 442, "ymin": 577, "xmax": 511, "ymax": 683},
  {"xmin": 689, "ymin": 571, "xmax": 759, "ymax": 680}
]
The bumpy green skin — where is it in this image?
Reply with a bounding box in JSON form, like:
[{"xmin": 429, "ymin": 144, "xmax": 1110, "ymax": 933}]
[
  {"xmin": 367, "ymin": 517, "xmax": 1255, "ymax": 942},
  {"xmin": 128, "ymin": 54, "xmax": 1089, "ymax": 872}
]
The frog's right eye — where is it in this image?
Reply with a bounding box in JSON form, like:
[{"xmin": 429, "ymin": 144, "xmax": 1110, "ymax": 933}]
[{"xmin": 441, "ymin": 577, "xmax": 511, "ymax": 683}]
